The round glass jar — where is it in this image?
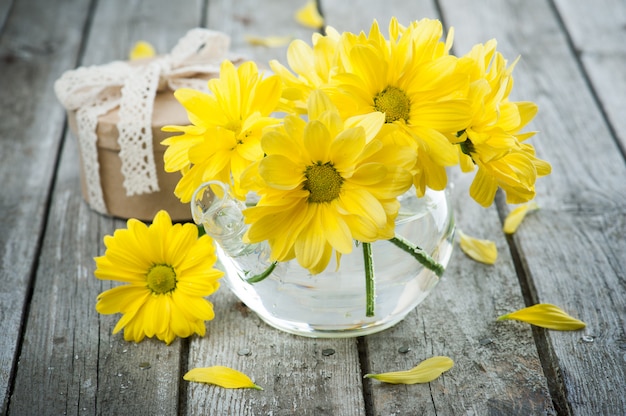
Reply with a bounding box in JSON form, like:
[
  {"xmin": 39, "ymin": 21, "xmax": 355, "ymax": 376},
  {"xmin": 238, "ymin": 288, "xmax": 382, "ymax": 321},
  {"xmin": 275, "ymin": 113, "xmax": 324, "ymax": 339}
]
[{"xmin": 192, "ymin": 181, "xmax": 455, "ymax": 338}]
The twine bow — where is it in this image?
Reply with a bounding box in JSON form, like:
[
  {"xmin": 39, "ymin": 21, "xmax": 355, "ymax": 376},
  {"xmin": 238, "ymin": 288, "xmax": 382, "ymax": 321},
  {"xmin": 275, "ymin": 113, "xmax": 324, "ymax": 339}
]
[{"xmin": 54, "ymin": 29, "xmax": 237, "ymax": 214}]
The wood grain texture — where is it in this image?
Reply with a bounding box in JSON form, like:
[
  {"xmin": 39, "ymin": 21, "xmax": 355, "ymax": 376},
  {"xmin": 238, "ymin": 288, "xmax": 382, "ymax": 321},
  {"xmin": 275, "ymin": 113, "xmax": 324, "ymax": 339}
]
[
  {"xmin": 0, "ymin": 0, "xmax": 92, "ymax": 412},
  {"xmin": 0, "ymin": 0, "xmax": 13, "ymax": 31},
  {"xmin": 359, "ymin": 175, "xmax": 555, "ymax": 416},
  {"xmin": 554, "ymin": 0, "xmax": 626, "ymax": 155},
  {"xmin": 184, "ymin": 291, "xmax": 365, "ymax": 416},
  {"xmin": 206, "ymin": 0, "xmax": 316, "ymax": 69},
  {"xmin": 440, "ymin": 0, "xmax": 626, "ymax": 414},
  {"xmin": 7, "ymin": 0, "xmax": 203, "ymax": 415}
]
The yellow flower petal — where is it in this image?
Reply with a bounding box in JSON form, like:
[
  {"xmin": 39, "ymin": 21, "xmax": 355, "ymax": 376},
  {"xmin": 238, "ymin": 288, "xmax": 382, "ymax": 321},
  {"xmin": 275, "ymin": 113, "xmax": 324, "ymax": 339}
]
[
  {"xmin": 244, "ymin": 35, "xmax": 293, "ymax": 48},
  {"xmin": 503, "ymin": 201, "xmax": 539, "ymax": 234},
  {"xmin": 294, "ymin": 0, "xmax": 324, "ymax": 29},
  {"xmin": 184, "ymin": 366, "xmax": 263, "ymax": 390},
  {"xmin": 129, "ymin": 41, "xmax": 156, "ymax": 60},
  {"xmin": 458, "ymin": 230, "xmax": 497, "ymax": 264},
  {"xmin": 497, "ymin": 303, "xmax": 586, "ymax": 330},
  {"xmin": 364, "ymin": 356, "xmax": 454, "ymax": 384}
]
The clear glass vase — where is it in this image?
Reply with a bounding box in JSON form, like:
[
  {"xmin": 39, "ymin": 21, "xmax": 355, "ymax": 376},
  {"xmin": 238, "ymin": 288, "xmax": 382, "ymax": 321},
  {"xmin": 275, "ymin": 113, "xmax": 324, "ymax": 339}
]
[{"xmin": 192, "ymin": 181, "xmax": 455, "ymax": 338}]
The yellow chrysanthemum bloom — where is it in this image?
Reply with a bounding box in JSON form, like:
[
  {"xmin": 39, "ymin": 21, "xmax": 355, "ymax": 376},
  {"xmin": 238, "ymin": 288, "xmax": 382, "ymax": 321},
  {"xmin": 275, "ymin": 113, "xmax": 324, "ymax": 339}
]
[
  {"xmin": 455, "ymin": 40, "xmax": 551, "ymax": 207},
  {"xmin": 327, "ymin": 18, "xmax": 471, "ymax": 196},
  {"xmin": 94, "ymin": 210, "xmax": 223, "ymax": 345},
  {"xmin": 269, "ymin": 26, "xmax": 342, "ymax": 113},
  {"xmin": 162, "ymin": 60, "xmax": 282, "ymax": 202},
  {"xmin": 242, "ymin": 90, "xmax": 415, "ymax": 274}
]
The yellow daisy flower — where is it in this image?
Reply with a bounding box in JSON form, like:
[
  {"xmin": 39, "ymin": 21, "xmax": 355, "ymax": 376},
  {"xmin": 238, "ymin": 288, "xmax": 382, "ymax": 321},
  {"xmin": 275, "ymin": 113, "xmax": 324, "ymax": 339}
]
[
  {"xmin": 456, "ymin": 40, "xmax": 551, "ymax": 207},
  {"xmin": 162, "ymin": 60, "xmax": 282, "ymax": 202},
  {"xmin": 94, "ymin": 210, "xmax": 223, "ymax": 345},
  {"xmin": 328, "ymin": 18, "xmax": 472, "ymax": 196},
  {"xmin": 269, "ymin": 26, "xmax": 342, "ymax": 113},
  {"xmin": 242, "ymin": 90, "xmax": 415, "ymax": 274}
]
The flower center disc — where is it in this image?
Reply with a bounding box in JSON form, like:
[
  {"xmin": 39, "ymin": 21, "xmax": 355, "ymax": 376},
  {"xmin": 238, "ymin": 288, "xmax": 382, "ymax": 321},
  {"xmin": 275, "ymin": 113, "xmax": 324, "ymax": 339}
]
[
  {"xmin": 373, "ymin": 86, "xmax": 410, "ymax": 123},
  {"xmin": 304, "ymin": 162, "xmax": 343, "ymax": 203},
  {"xmin": 225, "ymin": 119, "xmax": 242, "ymax": 135},
  {"xmin": 147, "ymin": 264, "xmax": 177, "ymax": 294}
]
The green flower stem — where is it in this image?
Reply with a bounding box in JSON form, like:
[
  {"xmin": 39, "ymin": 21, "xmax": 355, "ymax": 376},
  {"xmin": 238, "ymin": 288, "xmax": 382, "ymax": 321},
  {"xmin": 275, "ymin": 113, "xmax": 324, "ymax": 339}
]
[
  {"xmin": 389, "ymin": 235, "xmax": 445, "ymax": 278},
  {"xmin": 362, "ymin": 242, "xmax": 375, "ymax": 317},
  {"xmin": 245, "ymin": 261, "xmax": 277, "ymax": 283}
]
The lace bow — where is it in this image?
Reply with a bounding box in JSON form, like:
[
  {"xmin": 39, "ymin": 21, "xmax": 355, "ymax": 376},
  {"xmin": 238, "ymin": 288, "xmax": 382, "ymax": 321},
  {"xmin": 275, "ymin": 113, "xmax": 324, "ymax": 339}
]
[{"xmin": 55, "ymin": 29, "xmax": 236, "ymax": 214}]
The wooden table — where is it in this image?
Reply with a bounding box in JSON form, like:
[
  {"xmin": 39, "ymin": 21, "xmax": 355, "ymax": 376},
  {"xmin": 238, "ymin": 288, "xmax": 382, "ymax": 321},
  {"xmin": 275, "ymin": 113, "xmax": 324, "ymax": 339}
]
[{"xmin": 1, "ymin": 0, "xmax": 625, "ymax": 414}]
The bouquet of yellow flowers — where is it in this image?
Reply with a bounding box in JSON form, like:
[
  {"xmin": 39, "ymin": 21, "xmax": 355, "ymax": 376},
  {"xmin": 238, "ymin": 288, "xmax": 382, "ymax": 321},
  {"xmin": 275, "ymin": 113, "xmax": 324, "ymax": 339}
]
[
  {"xmin": 162, "ymin": 17, "xmax": 550, "ymax": 320},
  {"xmin": 158, "ymin": 18, "xmax": 551, "ymax": 328}
]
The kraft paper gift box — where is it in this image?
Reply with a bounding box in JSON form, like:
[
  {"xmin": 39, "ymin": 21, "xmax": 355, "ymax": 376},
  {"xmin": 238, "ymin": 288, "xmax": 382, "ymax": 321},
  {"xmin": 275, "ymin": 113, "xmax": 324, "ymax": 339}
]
[
  {"xmin": 66, "ymin": 92, "xmax": 191, "ymax": 221},
  {"xmin": 55, "ymin": 29, "xmax": 240, "ymax": 221}
]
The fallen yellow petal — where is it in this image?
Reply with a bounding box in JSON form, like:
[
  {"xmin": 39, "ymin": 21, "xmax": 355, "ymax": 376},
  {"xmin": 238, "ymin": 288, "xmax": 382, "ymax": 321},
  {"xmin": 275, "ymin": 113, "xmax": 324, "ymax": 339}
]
[
  {"xmin": 294, "ymin": 0, "xmax": 324, "ymax": 29},
  {"xmin": 129, "ymin": 40, "xmax": 156, "ymax": 60},
  {"xmin": 244, "ymin": 35, "xmax": 293, "ymax": 47},
  {"xmin": 183, "ymin": 366, "xmax": 263, "ymax": 390},
  {"xmin": 458, "ymin": 230, "xmax": 497, "ymax": 264},
  {"xmin": 364, "ymin": 356, "xmax": 454, "ymax": 384},
  {"xmin": 503, "ymin": 201, "xmax": 539, "ymax": 234},
  {"xmin": 498, "ymin": 303, "xmax": 586, "ymax": 330}
]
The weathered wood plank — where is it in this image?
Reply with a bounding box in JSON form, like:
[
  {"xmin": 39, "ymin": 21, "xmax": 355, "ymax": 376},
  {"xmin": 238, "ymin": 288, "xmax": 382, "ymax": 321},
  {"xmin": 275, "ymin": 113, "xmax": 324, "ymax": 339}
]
[
  {"xmin": 362, "ymin": 176, "xmax": 555, "ymax": 415},
  {"xmin": 0, "ymin": 0, "xmax": 13, "ymax": 31},
  {"xmin": 321, "ymin": 1, "xmax": 555, "ymax": 414},
  {"xmin": 320, "ymin": 0, "xmax": 438, "ymax": 33},
  {"xmin": 184, "ymin": 291, "xmax": 365, "ymax": 416},
  {"xmin": 206, "ymin": 0, "xmax": 316, "ymax": 67},
  {"xmin": 0, "ymin": 0, "xmax": 92, "ymax": 413},
  {"xmin": 7, "ymin": 0, "xmax": 204, "ymax": 415},
  {"xmin": 554, "ymin": 0, "xmax": 626, "ymax": 159},
  {"xmin": 180, "ymin": 2, "xmax": 366, "ymax": 414},
  {"xmin": 440, "ymin": 0, "xmax": 626, "ymax": 414}
]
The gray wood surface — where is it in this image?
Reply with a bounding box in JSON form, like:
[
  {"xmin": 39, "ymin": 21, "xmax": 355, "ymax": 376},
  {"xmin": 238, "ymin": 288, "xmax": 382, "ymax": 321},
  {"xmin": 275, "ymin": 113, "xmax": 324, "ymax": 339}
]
[
  {"xmin": 1, "ymin": 0, "xmax": 624, "ymax": 415},
  {"xmin": 555, "ymin": 0, "xmax": 626, "ymax": 153},
  {"xmin": 442, "ymin": 0, "xmax": 626, "ymax": 414},
  {"xmin": 0, "ymin": 0, "xmax": 91, "ymax": 412},
  {"xmin": 5, "ymin": 0, "xmax": 202, "ymax": 415}
]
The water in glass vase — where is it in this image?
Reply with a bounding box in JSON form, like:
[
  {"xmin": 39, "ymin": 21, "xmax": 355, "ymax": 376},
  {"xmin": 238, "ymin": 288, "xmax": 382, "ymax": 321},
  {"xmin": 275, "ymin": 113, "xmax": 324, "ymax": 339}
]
[{"xmin": 192, "ymin": 181, "xmax": 455, "ymax": 338}]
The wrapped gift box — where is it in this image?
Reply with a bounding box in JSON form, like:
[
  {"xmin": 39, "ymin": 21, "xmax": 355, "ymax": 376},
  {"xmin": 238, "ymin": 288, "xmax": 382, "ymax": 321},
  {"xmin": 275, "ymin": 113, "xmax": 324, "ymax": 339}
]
[
  {"xmin": 67, "ymin": 91, "xmax": 190, "ymax": 220},
  {"xmin": 55, "ymin": 29, "xmax": 238, "ymax": 221}
]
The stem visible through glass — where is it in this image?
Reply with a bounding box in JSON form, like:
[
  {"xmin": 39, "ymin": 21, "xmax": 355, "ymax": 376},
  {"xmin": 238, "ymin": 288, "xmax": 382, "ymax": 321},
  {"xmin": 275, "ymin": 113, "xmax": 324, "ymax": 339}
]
[
  {"xmin": 245, "ymin": 261, "xmax": 277, "ymax": 283},
  {"xmin": 362, "ymin": 242, "xmax": 375, "ymax": 317},
  {"xmin": 388, "ymin": 235, "xmax": 445, "ymax": 277},
  {"xmin": 243, "ymin": 236, "xmax": 442, "ymax": 318}
]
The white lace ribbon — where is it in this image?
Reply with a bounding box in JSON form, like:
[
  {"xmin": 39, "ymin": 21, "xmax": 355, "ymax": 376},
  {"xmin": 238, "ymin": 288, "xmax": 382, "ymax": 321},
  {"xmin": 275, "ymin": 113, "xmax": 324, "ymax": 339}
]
[{"xmin": 54, "ymin": 29, "xmax": 237, "ymax": 214}]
